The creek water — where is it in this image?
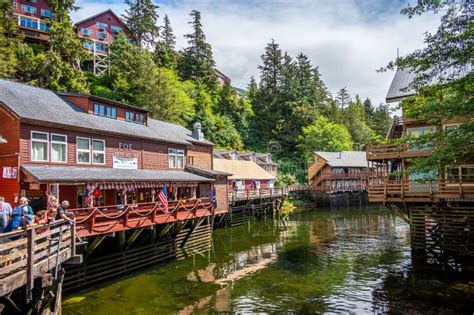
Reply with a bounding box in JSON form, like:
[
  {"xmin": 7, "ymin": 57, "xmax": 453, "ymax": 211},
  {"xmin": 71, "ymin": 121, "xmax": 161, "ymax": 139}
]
[{"xmin": 63, "ymin": 206, "xmax": 474, "ymax": 314}]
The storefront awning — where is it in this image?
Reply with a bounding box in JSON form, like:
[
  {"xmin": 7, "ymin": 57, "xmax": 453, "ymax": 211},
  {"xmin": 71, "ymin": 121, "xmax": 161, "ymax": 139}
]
[{"xmin": 22, "ymin": 164, "xmax": 214, "ymax": 183}]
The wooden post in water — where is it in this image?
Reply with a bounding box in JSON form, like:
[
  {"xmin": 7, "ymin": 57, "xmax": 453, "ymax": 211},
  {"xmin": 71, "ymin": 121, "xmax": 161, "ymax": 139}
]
[{"xmin": 26, "ymin": 228, "xmax": 35, "ymax": 302}]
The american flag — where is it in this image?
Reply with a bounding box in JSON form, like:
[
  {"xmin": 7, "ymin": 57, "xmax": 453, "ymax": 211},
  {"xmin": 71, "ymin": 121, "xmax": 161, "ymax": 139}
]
[{"xmin": 158, "ymin": 187, "xmax": 168, "ymax": 212}]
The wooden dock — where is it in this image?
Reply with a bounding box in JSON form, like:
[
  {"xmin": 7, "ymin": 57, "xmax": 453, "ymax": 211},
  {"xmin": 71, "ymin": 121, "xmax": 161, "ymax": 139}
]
[{"xmin": 0, "ymin": 220, "xmax": 76, "ymax": 313}]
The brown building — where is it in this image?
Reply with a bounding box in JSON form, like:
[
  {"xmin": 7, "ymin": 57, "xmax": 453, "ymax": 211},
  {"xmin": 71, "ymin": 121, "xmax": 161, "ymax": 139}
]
[
  {"xmin": 0, "ymin": 79, "xmax": 229, "ymax": 236},
  {"xmin": 366, "ymin": 68, "xmax": 474, "ymax": 203},
  {"xmin": 308, "ymin": 151, "xmax": 373, "ymax": 192},
  {"xmin": 213, "ymin": 149, "xmax": 278, "ymax": 177}
]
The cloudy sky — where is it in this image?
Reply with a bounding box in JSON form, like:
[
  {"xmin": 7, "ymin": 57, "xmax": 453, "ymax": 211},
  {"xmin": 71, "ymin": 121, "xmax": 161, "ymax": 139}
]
[{"xmin": 71, "ymin": 0, "xmax": 440, "ymax": 107}]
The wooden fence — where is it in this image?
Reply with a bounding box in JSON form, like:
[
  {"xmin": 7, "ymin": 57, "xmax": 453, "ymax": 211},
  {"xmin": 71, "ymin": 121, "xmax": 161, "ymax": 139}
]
[
  {"xmin": 368, "ymin": 180, "xmax": 474, "ymax": 202},
  {"xmin": 69, "ymin": 198, "xmax": 213, "ymax": 237},
  {"xmin": 228, "ymin": 188, "xmax": 288, "ymax": 202},
  {"xmin": 0, "ymin": 220, "xmax": 75, "ymax": 297}
]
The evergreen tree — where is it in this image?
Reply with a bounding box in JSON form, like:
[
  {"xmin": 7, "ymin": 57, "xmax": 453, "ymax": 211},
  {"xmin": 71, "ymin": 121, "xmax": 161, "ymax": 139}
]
[
  {"xmin": 48, "ymin": 0, "xmax": 78, "ymax": 21},
  {"xmin": 153, "ymin": 14, "xmax": 176, "ymax": 69},
  {"xmin": 363, "ymin": 97, "xmax": 375, "ymax": 122},
  {"xmin": 0, "ymin": 0, "xmax": 20, "ymax": 78},
  {"xmin": 382, "ymin": 0, "xmax": 473, "ymax": 168},
  {"xmin": 258, "ymin": 39, "xmax": 283, "ymax": 92},
  {"xmin": 297, "ymin": 116, "xmax": 353, "ymax": 162},
  {"xmin": 178, "ymin": 10, "xmax": 217, "ymax": 90},
  {"xmin": 336, "ymin": 87, "xmax": 351, "ymax": 109},
  {"xmin": 369, "ymin": 103, "xmax": 392, "ymax": 138},
  {"xmin": 122, "ymin": 0, "xmax": 160, "ymax": 49}
]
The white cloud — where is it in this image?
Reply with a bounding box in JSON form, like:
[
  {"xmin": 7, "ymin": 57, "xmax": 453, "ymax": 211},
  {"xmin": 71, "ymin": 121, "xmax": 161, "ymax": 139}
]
[{"xmin": 71, "ymin": 0, "xmax": 440, "ymax": 107}]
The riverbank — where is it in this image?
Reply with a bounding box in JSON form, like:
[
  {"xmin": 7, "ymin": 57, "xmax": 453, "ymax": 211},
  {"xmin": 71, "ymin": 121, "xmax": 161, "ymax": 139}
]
[{"xmin": 63, "ymin": 206, "xmax": 474, "ymax": 314}]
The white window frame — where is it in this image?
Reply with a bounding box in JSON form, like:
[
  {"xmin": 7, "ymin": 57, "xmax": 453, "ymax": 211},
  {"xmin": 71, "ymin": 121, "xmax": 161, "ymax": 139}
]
[
  {"xmin": 168, "ymin": 148, "xmax": 185, "ymax": 169},
  {"xmin": 12, "ymin": 2, "xmax": 17, "ymax": 10},
  {"xmin": 50, "ymin": 133, "xmax": 67, "ymax": 163},
  {"xmin": 81, "ymin": 28, "xmax": 92, "ymax": 36},
  {"xmin": 111, "ymin": 25, "xmax": 121, "ymax": 33},
  {"xmin": 76, "ymin": 137, "xmax": 91, "ymax": 164},
  {"xmin": 91, "ymin": 139, "xmax": 106, "ymax": 165},
  {"xmin": 31, "ymin": 131, "xmax": 49, "ymax": 162},
  {"xmin": 96, "ymin": 22, "xmax": 108, "ymax": 29},
  {"xmin": 40, "ymin": 8, "xmax": 52, "ymax": 18},
  {"xmin": 22, "ymin": 4, "xmax": 36, "ymax": 14}
]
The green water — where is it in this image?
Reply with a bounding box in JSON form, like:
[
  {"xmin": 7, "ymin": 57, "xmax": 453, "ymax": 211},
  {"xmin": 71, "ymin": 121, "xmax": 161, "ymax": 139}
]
[{"xmin": 63, "ymin": 207, "xmax": 474, "ymax": 314}]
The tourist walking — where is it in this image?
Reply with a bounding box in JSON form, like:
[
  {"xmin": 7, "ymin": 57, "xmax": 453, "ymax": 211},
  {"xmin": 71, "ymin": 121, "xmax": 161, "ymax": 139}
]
[
  {"xmin": 0, "ymin": 197, "xmax": 13, "ymax": 232},
  {"xmin": 4, "ymin": 197, "xmax": 34, "ymax": 232}
]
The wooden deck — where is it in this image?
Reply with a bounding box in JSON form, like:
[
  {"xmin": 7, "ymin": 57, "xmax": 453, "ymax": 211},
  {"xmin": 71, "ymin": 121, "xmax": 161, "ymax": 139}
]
[
  {"xmin": 228, "ymin": 188, "xmax": 288, "ymax": 202},
  {"xmin": 0, "ymin": 220, "xmax": 75, "ymax": 297},
  {"xmin": 368, "ymin": 180, "xmax": 474, "ymax": 202},
  {"xmin": 71, "ymin": 198, "xmax": 213, "ymax": 237},
  {"xmin": 366, "ymin": 144, "xmax": 432, "ymax": 160}
]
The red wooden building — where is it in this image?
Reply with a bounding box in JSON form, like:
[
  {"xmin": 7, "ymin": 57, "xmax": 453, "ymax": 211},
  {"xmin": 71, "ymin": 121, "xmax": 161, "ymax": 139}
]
[
  {"xmin": 0, "ymin": 79, "xmax": 228, "ymax": 237},
  {"xmin": 12, "ymin": 0, "xmax": 53, "ymax": 42},
  {"xmin": 75, "ymin": 9, "xmax": 128, "ymax": 75}
]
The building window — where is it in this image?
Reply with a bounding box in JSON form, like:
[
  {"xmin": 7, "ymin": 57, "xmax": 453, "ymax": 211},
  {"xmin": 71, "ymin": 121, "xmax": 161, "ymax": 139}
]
[
  {"xmin": 92, "ymin": 139, "xmax": 105, "ymax": 164},
  {"xmin": 169, "ymin": 149, "xmax": 184, "ymax": 168},
  {"xmin": 31, "ymin": 131, "xmax": 48, "ymax": 161},
  {"xmin": 26, "ymin": 0, "xmax": 36, "ymax": 3},
  {"xmin": 93, "ymin": 103, "xmax": 105, "ymax": 116},
  {"xmin": 81, "ymin": 28, "xmax": 92, "ymax": 36},
  {"xmin": 20, "ymin": 16, "xmax": 38, "ymax": 29},
  {"xmin": 83, "ymin": 41, "xmax": 93, "ymax": 50},
  {"xmin": 111, "ymin": 25, "xmax": 121, "ymax": 33},
  {"xmin": 126, "ymin": 112, "xmax": 145, "ymax": 124},
  {"xmin": 51, "ymin": 134, "xmax": 67, "ymax": 163},
  {"xmin": 39, "ymin": 21, "xmax": 49, "ymax": 31},
  {"xmin": 40, "ymin": 9, "xmax": 52, "ymax": 18},
  {"xmin": 444, "ymin": 124, "xmax": 460, "ymax": 134},
  {"xmin": 12, "ymin": 2, "xmax": 17, "ymax": 10},
  {"xmin": 22, "ymin": 4, "xmax": 37, "ymax": 14},
  {"xmin": 95, "ymin": 42, "xmax": 107, "ymax": 52},
  {"xmin": 97, "ymin": 32, "xmax": 107, "ymax": 40},
  {"xmin": 77, "ymin": 137, "xmax": 91, "ymax": 164},
  {"xmin": 96, "ymin": 22, "xmax": 108, "ymax": 29},
  {"xmin": 106, "ymin": 106, "xmax": 117, "ymax": 119}
]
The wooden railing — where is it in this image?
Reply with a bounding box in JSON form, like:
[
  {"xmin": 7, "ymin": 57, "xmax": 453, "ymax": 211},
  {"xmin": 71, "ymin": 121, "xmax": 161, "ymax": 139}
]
[
  {"xmin": 229, "ymin": 188, "xmax": 288, "ymax": 202},
  {"xmin": 0, "ymin": 220, "xmax": 75, "ymax": 297},
  {"xmin": 368, "ymin": 180, "xmax": 474, "ymax": 202},
  {"xmin": 70, "ymin": 198, "xmax": 213, "ymax": 237},
  {"xmin": 366, "ymin": 143, "xmax": 432, "ymax": 160},
  {"xmin": 314, "ymin": 182, "xmax": 367, "ymax": 192}
]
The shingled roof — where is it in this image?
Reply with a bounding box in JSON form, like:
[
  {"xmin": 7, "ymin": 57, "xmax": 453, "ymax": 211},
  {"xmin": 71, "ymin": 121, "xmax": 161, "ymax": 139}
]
[
  {"xmin": 315, "ymin": 151, "xmax": 367, "ymax": 168},
  {"xmin": 213, "ymin": 159, "xmax": 275, "ymax": 180},
  {"xmin": 22, "ymin": 164, "xmax": 213, "ymax": 183},
  {"xmin": 0, "ymin": 79, "xmax": 212, "ymax": 146}
]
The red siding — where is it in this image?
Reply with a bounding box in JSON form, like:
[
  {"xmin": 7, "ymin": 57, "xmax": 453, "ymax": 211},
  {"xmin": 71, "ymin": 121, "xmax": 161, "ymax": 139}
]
[
  {"xmin": 13, "ymin": 0, "xmax": 51, "ymax": 20},
  {"xmin": 0, "ymin": 105, "xmax": 20, "ymax": 205},
  {"xmin": 20, "ymin": 123, "xmax": 187, "ymax": 170},
  {"xmin": 76, "ymin": 10, "xmax": 124, "ymax": 44}
]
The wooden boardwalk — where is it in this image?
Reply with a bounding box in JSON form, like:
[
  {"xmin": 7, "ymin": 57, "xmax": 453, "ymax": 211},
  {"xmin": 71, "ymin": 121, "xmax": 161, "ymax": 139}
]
[
  {"xmin": 228, "ymin": 188, "xmax": 288, "ymax": 203},
  {"xmin": 0, "ymin": 220, "xmax": 75, "ymax": 298}
]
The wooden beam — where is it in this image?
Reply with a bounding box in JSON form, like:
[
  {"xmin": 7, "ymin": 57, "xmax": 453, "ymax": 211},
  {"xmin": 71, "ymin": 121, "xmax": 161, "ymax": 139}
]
[
  {"xmin": 84, "ymin": 235, "xmax": 107, "ymax": 257},
  {"xmin": 126, "ymin": 229, "xmax": 144, "ymax": 249}
]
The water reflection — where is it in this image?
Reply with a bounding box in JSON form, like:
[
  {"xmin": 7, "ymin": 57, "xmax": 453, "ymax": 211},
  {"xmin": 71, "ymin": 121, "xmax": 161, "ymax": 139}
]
[{"xmin": 63, "ymin": 206, "xmax": 473, "ymax": 314}]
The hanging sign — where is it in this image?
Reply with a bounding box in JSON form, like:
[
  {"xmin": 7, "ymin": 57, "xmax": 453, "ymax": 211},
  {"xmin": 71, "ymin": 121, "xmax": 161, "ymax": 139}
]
[
  {"xmin": 113, "ymin": 156, "xmax": 138, "ymax": 169},
  {"xmin": 2, "ymin": 167, "xmax": 17, "ymax": 179}
]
